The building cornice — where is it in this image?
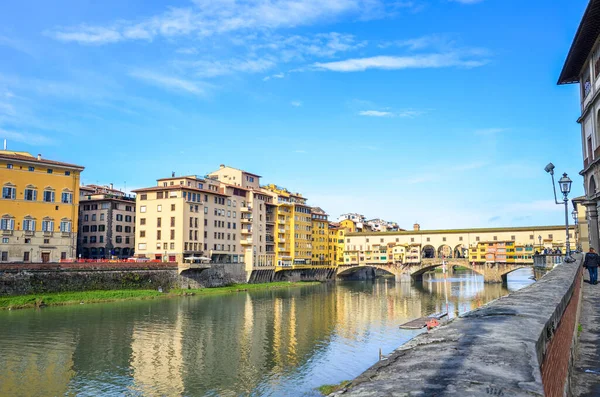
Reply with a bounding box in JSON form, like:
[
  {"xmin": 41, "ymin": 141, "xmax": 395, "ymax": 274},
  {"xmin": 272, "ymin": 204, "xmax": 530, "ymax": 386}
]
[{"xmin": 347, "ymin": 225, "xmax": 573, "ymax": 237}]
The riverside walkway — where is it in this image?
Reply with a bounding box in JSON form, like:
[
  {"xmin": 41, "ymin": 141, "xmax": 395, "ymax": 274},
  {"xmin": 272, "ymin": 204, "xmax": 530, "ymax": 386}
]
[
  {"xmin": 332, "ymin": 255, "xmax": 584, "ymax": 397},
  {"xmin": 572, "ymin": 270, "xmax": 600, "ymax": 396}
]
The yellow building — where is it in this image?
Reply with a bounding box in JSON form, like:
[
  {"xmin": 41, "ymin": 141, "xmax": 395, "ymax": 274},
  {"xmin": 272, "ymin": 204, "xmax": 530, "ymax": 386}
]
[
  {"xmin": 339, "ymin": 219, "xmax": 357, "ymax": 233},
  {"xmin": 573, "ymin": 196, "xmax": 590, "ymax": 252},
  {"xmin": 0, "ymin": 150, "xmax": 83, "ymax": 262},
  {"xmin": 261, "ymin": 184, "xmax": 312, "ymax": 267},
  {"xmin": 311, "ymin": 207, "xmax": 330, "ymax": 266}
]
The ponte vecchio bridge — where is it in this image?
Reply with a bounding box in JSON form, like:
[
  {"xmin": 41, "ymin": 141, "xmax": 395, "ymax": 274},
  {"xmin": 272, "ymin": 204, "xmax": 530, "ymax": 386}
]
[{"xmin": 336, "ymin": 259, "xmax": 528, "ymax": 284}]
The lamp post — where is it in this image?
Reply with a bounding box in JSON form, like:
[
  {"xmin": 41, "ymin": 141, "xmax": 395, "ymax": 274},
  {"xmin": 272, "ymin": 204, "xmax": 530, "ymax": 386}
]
[{"xmin": 544, "ymin": 163, "xmax": 574, "ymax": 262}]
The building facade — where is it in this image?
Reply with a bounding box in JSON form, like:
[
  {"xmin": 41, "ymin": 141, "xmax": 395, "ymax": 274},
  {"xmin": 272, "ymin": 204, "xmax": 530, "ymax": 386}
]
[
  {"xmin": 77, "ymin": 184, "xmax": 136, "ymax": 259},
  {"xmin": 311, "ymin": 207, "xmax": 329, "ymax": 265},
  {"xmin": 0, "ymin": 150, "xmax": 83, "ymax": 263},
  {"xmin": 558, "ymin": 0, "xmax": 600, "ymax": 251}
]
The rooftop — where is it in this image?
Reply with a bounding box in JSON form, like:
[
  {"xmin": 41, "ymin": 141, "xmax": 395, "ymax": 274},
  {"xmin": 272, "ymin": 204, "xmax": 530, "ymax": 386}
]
[
  {"xmin": 209, "ymin": 164, "xmax": 262, "ymax": 178},
  {"xmin": 558, "ymin": 0, "xmax": 600, "ymax": 84},
  {"xmin": 0, "ymin": 150, "xmax": 84, "ymax": 170},
  {"xmin": 347, "ymin": 225, "xmax": 574, "ymax": 237}
]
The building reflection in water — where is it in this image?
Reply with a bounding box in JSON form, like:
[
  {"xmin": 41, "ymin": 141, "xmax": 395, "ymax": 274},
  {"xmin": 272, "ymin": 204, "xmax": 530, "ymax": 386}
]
[{"xmin": 0, "ymin": 268, "xmax": 534, "ymax": 396}]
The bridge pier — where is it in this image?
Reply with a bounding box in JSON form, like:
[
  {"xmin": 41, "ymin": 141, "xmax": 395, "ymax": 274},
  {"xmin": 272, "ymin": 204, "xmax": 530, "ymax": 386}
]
[{"xmin": 395, "ymin": 271, "xmax": 413, "ymax": 283}]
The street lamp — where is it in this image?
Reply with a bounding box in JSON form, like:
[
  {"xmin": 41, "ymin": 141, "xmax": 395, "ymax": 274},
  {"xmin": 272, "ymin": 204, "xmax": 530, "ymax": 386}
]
[
  {"xmin": 545, "ymin": 163, "xmax": 575, "ymax": 262},
  {"xmin": 572, "ymin": 208, "xmax": 579, "ymax": 252}
]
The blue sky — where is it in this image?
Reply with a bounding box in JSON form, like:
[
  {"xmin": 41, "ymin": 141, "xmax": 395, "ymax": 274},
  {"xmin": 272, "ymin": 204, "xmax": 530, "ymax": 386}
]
[{"xmin": 0, "ymin": 0, "xmax": 590, "ymax": 228}]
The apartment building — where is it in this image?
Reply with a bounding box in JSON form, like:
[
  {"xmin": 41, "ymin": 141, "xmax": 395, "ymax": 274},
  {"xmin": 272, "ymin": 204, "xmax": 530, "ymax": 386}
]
[
  {"xmin": 0, "ymin": 150, "xmax": 83, "ymax": 263},
  {"xmin": 77, "ymin": 184, "xmax": 136, "ymax": 259},
  {"xmin": 311, "ymin": 207, "xmax": 329, "ymax": 265},
  {"xmin": 261, "ymin": 184, "xmax": 312, "ymax": 267}
]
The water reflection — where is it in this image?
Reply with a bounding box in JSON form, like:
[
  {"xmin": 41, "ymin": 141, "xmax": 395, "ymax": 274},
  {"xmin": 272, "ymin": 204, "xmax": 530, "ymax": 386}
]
[{"xmin": 0, "ymin": 268, "xmax": 534, "ymax": 397}]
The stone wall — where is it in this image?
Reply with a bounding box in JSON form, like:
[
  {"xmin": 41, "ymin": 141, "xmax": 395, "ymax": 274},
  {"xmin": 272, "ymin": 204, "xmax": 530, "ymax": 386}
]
[
  {"xmin": 0, "ymin": 262, "xmax": 248, "ymax": 296},
  {"xmin": 335, "ymin": 255, "xmax": 584, "ymax": 397},
  {"xmin": 273, "ymin": 268, "xmax": 336, "ymax": 282}
]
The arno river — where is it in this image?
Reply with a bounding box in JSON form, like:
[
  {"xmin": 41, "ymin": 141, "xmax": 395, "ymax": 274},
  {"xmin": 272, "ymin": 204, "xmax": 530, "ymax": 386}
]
[{"xmin": 0, "ymin": 269, "xmax": 535, "ymax": 397}]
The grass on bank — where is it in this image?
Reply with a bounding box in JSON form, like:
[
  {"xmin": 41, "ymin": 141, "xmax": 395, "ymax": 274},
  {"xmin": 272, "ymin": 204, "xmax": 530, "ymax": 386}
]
[
  {"xmin": 0, "ymin": 281, "xmax": 321, "ymax": 310},
  {"xmin": 317, "ymin": 381, "xmax": 351, "ymax": 395}
]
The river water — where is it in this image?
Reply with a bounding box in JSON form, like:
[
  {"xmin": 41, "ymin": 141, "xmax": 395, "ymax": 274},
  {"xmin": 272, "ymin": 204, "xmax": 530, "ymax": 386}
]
[{"xmin": 0, "ymin": 269, "xmax": 536, "ymax": 397}]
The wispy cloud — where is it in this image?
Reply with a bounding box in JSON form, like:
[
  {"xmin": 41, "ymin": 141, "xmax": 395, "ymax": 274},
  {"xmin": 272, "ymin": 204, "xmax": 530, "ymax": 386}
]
[
  {"xmin": 475, "ymin": 128, "xmax": 507, "ymax": 135},
  {"xmin": 0, "ymin": 128, "xmax": 55, "ymax": 146},
  {"xmin": 129, "ymin": 70, "xmax": 209, "ymax": 95},
  {"xmin": 47, "ymin": 1, "xmax": 397, "ymax": 45},
  {"xmin": 177, "ymin": 58, "xmax": 277, "ymax": 78},
  {"xmin": 176, "ymin": 47, "xmax": 198, "ymax": 55},
  {"xmin": 291, "ymin": 100, "xmax": 303, "ymax": 107},
  {"xmin": 313, "ymin": 53, "xmax": 489, "ymax": 72},
  {"xmin": 263, "ymin": 72, "xmax": 285, "ymax": 81},
  {"xmin": 359, "ymin": 110, "xmax": 392, "ymax": 117},
  {"xmin": 359, "ymin": 109, "xmax": 425, "ymax": 118},
  {"xmin": 0, "ymin": 35, "xmax": 34, "ymax": 56}
]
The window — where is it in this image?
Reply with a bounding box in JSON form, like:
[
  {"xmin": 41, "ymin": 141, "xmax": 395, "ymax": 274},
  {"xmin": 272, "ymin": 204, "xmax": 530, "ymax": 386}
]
[
  {"xmin": 459, "ymin": 236, "xmax": 463, "ymax": 241},
  {"xmin": 511, "ymin": 235, "xmax": 515, "ymax": 241},
  {"xmin": 476, "ymin": 236, "xmax": 480, "ymax": 241},
  {"xmin": 65, "ymin": 171, "xmax": 71, "ymax": 176},
  {"xmin": 43, "ymin": 190, "xmax": 55, "ymax": 203},
  {"xmin": 548, "ymin": 234, "xmax": 553, "ymax": 239},
  {"xmin": 0, "ymin": 218, "xmax": 14, "ymax": 231},
  {"xmin": 24, "ymin": 188, "xmax": 37, "ymax": 201},
  {"xmin": 41, "ymin": 220, "xmax": 54, "ymax": 231},
  {"xmin": 28, "ymin": 166, "xmax": 34, "ymax": 172},
  {"xmin": 6, "ymin": 164, "xmax": 13, "ymax": 169},
  {"xmin": 529, "ymin": 235, "xmax": 534, "ymax": 240},
  {"xmin": 60, "ymin": 221, "xmax": 72, "ymax": 232},
  {"xmin": 99, "ymin": 225, "xmax": 105, "ymax": 232},
  {"xmin": 157, "ymin": 205, "xmax": 162, "ymax": 212},
  {"xmin": 170, "ymin": 217, "xmax": 175, "ymax": 227},
  {"xmin": 61, "ymin": 192, "xmax": 73, "ymax": 204},
  {"xmin": 426, "ymin": 237, "xmax": 430, "ymax": 242},
  {"xmin": 442, "ymin": 237, "xmax": 446, "ymax": 242},
  {"xmin": 116, "ymin": 225, "xmax": 123, "ymax": 232},
  {"xmin": 90, "ymin": 225, "xmax": 97, "ymax": 232},
  {"xmin": 157, "ymin": 230, "xmax": 162, "ymax": 240},
  {"xmin": 22, "ymin": 219, "xmax": 35, "ymax": 231},
  {"xmin": 44, "ymin": 239, "xmax": 49, "ymax": 244},
  {"xmin": 140, "ymin": 194, "xmax": 147, "ymax": 200},
  {"xmin": 23, "ymin": 251, "xmax": 29, "ymax": 261},
  {"xmin": 140, "ymin": 230, "xmax": 146, "ymax": 237},
  {"xmin": 1, "ymin": 238, "xmax": 7, "ymax": 243},
  {"xmin": 140, "ymin": 218, "xmax": 146, "ymax": 225},
  {"xmin": 2, "ymin": 186, "xmax": 16, "ymax": 199},
  {"xmin": 99, "ymin": 236, "xmax": 104, "ymax": 243},
  {"xmin": 411, "ymin": 238, "xmax": 414, "ymax": 242},
  {"xmin": 204, "ymin": 207, "xmax": 208, "ymax": 214},
  {"xmin": 138, "ymin": 243, "xmax": 147, "ymax": 250},
  {"xmin": 157, "ymin": 218, "xmax": 162, "ymax": 227},
  {"xmin": 47, "ymin": 169, "xmax": 53, "ymax": 174},
  {"xmin": 92, "ymin": 214, "xmax": 96, "ymax": 221},
  {"xmin": 101, "ymin": 203, "xmax": 109, "ymax": 209},
  {"xmin": 116, "ymin": 236, "xmax": 122, "ymax": 243},
  {"xmin": 171, "ymin": 204, "xmax": 176, "ymax": 211},
  {"xmin": 125, "ymin": 226, "xmax": 131, "ymax": 233},
  {"xmin": 140, "ymin": 206, "xmax": 147, "ymax": 213},
  {"xmin": 170, "ymin": 229, "xmax": 175, "ymax": 240},
  {"xmin": 157, "ymin": 192, "xmax": 164, "ymax": 199}
]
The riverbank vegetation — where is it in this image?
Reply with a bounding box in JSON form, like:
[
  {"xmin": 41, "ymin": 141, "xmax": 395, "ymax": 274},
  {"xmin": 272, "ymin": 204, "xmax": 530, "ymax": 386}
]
[
  {"xmin": 0, "ymin": 281, "xmax": 321, "ymax": 310},
  {"xmin": 317, "ymin": 380, "xmax": 351, "ymax": 395}
]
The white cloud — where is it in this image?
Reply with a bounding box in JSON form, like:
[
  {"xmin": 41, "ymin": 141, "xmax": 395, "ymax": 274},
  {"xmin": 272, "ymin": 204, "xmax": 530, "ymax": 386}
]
[
  {"xmin": 291, "ymin": 100, "xmax": 302, "ymax": 107},
  {"xmin": 475, "ymin": 128, "xmax": 507, "ymax": 135},
  {"xmin": 359, "ymin": 109, "xmax": 424, "ymax": 118},
  {"xmin": 129, "ymin": 70, "xmax": 209, "ymax": 95},
  {"xmin": 176, "ymin": 47, "xmax": 199, "ymax": 55},
  {"xmin": 313, "ymin": 53, "xmax": 488, "ymax": 72},
  {"xmin": 0, "ymin": 128, "xmax": 55, "ymax": 145},
  {"xmin": 359, "ymin": 110, "xmax": 392, "ymax": 117},
  {"xmin": 263, "ymin": 72, "xmax": 285, "ymax": 81},
  {"xmin": 48, "ymin": 1, "xmax": 396, "ymax": 45},
  {"xmin": 181, "ymin": 58, "xmax": 277, "ymax": 78}
]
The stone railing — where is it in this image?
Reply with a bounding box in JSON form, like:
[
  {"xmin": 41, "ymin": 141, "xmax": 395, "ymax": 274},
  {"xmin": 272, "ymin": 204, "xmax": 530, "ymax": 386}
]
[
  {"xmin": 533, "ymin": 254, "xmax": 564, "ymax": 268},
  {"xmin": 335, "ymin": 254, "xmax": 583, "ymax": 397}
]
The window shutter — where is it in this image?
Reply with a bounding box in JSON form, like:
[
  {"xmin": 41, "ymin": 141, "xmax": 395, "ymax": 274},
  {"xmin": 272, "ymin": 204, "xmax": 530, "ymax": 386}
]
[{"xmin": 51, "ymin": 192, "xmax": 55, "ymax": 202}]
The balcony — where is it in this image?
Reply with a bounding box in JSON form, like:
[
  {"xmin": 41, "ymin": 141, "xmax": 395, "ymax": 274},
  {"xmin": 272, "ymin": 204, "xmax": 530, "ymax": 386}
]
[
  {"xmin": 241, "ymin": 206, "xmax": 252, "ymax": 212},
  {"xmin": 24, "ymin": 230, "xmax": 35, "ymax": 236},
  {"xmin": 278, "ymin": 228, "xmax": 285, "ymax": 233},
  {"xmin": 43, "ymin": 231, "xmax": 54, "ymax": 237},
  {"xmin": 265, "ymin": 217, "xmax": 275, "ymax": 224},
  {"xmin": 61, "ymin": 232, "xmax": 72, "ymax": 237},
  {"xmin": 241, "ymin": 238, "xmax": 253, "ymax": 245},
  {"xmin": 277, "ymin": 219, "xmax": 286, "ymax": 224},
  {"xmin": 2, "ymin": 230, "xmax": 13, "ymax": 236},
  {"xmin": 278, "ymin": 238, "xmax": 286, "ymax": 243},
  {"xmin": 241, "ymin": 228, "xmax": 252, "ymax": 234},
  {"xmin": 241, "ymin": 217, "xmax": 253, "ymax": 223}
]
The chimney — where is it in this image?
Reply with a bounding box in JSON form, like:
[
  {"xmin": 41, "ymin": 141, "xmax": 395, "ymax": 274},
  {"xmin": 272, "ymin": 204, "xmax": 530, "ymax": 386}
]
[
  {"xmin": 220, "ymin": 164, "xmax": 225, "ymax": 169},
  {"xmin": 172, "ymin": 171, "xmax": 175, "ymax": 177},
  {"xmin": 37, "ymin": 153, "xmax": 41, "ymax": 160},
  {"xmin": 110, "ymin": 183, "xmax": 114, "ymax": 190},
  {"xmin": 413, "ymin": 223, "xmax": 420, "ymax": 231},
  {"xmin": 3, "ymin": 139, "xmax": 6, "ymax": 150}
]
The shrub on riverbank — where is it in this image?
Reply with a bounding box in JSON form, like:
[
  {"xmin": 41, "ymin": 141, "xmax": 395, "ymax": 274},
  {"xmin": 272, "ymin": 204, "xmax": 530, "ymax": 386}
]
[
  {"xmin": 317, "ymin": 380, "xmax": 351, "ymax": 395},
  {"xmin": 0, "ymin": 281, "xmax": 321, "ymax": 310}
]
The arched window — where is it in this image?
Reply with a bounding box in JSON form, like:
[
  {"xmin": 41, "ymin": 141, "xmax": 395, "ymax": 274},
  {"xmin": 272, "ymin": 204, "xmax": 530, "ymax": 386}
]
[
  {"xmin": 22, "ymin": 216, "xmax": 36, "ymax": 231},
  {"xmin": 0, "ymin": 215, "xmax": 15, "ymax": 231},
  {"xmin": 41, "ymin": 217, "xmax": 54, "ymax": 232},
  {"xmin": 60, "ymin": 218, "xmax": 72, "ymax": 233},
  {"xmin": 2, "ymin": 183, "xmax": 16, "ymax": 200},
  {"xmin": 43, "ymin": 187, "xmax": 55, "ymax": 203},
  {"xmin": 590, "ymin": 175, "xmax": 597, "ymax": 197},
  {"xmin": 61, "ymin": 189, "xmax": 73, "ymax": 204},
  {"xmin": 24, "ymin": 185, "xmax": 37, "ymax": 201}
]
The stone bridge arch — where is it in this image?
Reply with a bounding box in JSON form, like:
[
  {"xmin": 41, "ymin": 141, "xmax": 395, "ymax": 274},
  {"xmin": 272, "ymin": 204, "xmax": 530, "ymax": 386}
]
[
  {"xmin": 422, "ymin": 245, "xmax": 436, "ymax": 259},
  {"xmin": 454, "ymin": 244, "xmax": 467, "ymax": 258},
  {"xmin": 437, "ymin": 245, "xmax": 453, "ymax": 259},
  {"xmin": 336, "ymin": 264, "xmax": 397, "ymax": 279}
]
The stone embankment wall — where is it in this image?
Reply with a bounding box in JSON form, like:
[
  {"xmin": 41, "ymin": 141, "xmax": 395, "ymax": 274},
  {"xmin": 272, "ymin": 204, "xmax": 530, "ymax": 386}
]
[
  {"xmin": 0, "ymin": 262, "xmax": 247, "ymax": 296},
  {"xmin": 273, "ymin": 268, "xmax": 336, "ymax": 282},
  {"xmin": 335, "ymin": 255, "xmax": 584, "ymax": 397}
]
